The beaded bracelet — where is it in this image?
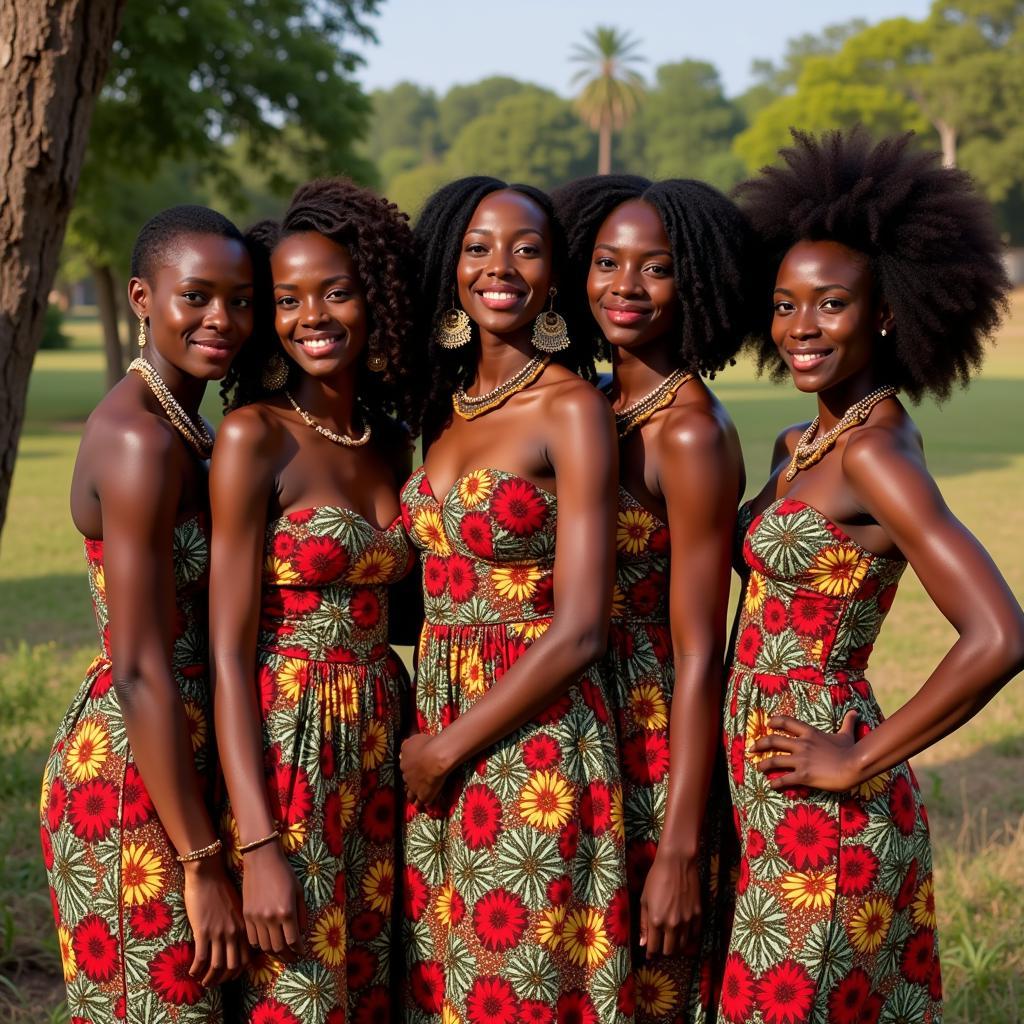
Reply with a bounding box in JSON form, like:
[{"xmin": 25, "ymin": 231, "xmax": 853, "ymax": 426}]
[
  {"xmin": 239, "ymin": 829, "xmax": 281, "ymax": 855},
  {"xmin": 175, "ymin": 838, "xmax": 223, "ymax": 863}
]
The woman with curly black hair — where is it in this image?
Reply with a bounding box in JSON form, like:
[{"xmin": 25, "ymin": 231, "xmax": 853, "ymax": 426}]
[
  {"xmin": 208, "ymin": 178, "xmax": 421, "ymax": 1022},
  {"xmin": 551, "ymin": 175, "xmax": 755, "ymax": 1024},
  {"xmin": 397, "ymin": 178, "xmax": 628, "ymax": 1022},
  {"xmin": 720, "ymin": 128, "xmax": 1024, "ymax": 1022}
]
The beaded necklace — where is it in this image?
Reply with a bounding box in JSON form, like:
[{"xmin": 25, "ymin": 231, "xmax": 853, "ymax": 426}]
[
  {"xmin": 128, "ymin": 358, "xmax": 214, "ymax": 459},
  {"xmin": 285, "ymin": 391, "xmax": 372, "ymax": 447},
  {"xmin": 452, "ymin": 354, "xmax": 549, "ymax": 421},
  {"xmin": 614, "ymin": 368, "xmax": 694, "ymax": 438}
]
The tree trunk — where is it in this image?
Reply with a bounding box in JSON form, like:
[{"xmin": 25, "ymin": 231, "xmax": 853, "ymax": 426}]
[
  {"xmin": 93, "ymin": 263, "xmax": 123, "ymax": 388},
  {"xmin": 0, "ymin": 0, "xmax": 125, "ymax": 543},
  {"xmin": 935, "ymin": 119, "xmax": 957, "ymax": 168},
  {"xmin": 598, "ymin": 120, "xmax": 612, "ymax": 175}
]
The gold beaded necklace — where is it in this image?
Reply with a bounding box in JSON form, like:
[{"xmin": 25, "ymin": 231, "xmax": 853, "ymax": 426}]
[
  {"xmin": 128, "ymin": 358, "xmax": 214, "ymax": 459},
  {"xmin": 285, "ymin": 391, "xmax": 372, "ymax": 447},
  {"xmin": 614, "ymin": 368, "xmax": 694, "ymax": 438},
  {"xmin": 452, "ymin": 354, "xmax": 549, "ymax": 421},
  {"xmin": 785, "ymin": 385, "xmax": 897, "ymax": 481}
]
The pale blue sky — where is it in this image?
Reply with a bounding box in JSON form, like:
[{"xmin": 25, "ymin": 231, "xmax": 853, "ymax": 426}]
[{"xmin": 353, "ymin": 0, "xmax": 932, "ymax": 98}]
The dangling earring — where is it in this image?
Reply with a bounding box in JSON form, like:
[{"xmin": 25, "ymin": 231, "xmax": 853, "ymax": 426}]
[
  {"xmin": 137, "ymin": 316, "xmax": 147, "ymax": 348},
  {"xmin": 261, "ymin": 351, "xmax": 289, "ymax": 391},
  {"xmin": 531, "ymin": 288, "xmax": 570, "ymax": 353},
  {"xmin": 880, "ymin": 328, "xmax": 888, "ymax": 337},
  {"xmin": 435, "ymin": 293, "xmax": 472, "ymax": 350},
  {"xmin": 366, "ymin": 349, "xmax": 387, "ymax": 372}
]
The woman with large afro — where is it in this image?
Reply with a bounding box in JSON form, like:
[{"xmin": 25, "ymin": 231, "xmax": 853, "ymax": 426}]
[
  {"xmin": 552, "ymin": 174, "xmax": 755, "ymax": 1023},
  {"xmin": 209, "ymin": 178, "xmax": 423, "ymax": 1022},
  {"xmin": 720, "ymin": 127, "xmax": 1024, "ymax": 1023}
]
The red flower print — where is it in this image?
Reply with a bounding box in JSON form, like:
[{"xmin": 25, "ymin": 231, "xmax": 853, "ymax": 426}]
[
  {"xmin": 626, "ymin": 839, "xmax": 657, "ymax": 894},
  {"xmin": 531, "ymin": 574, "xmax": 555, "ymax": 615},
  {"xmin": 423, "ymin": 555, "xmax": 448, "ymax": 597},
  {"xmin": 410, "ymin": 960, "xmax": 445, "ymax": 1012},
  {"xmin": 461, "ymin": 784, "xmax": 503, "ymax": 849},
  {"xmin": 473, "ymin": 888, "xmax": 527, "ymax": 951},
  {"xmin": 736, "ymin": 856, "xmax": 750, "ymax": 893},
  {"xmin": 404, "ymin": 864, "xmax": 428, "ymax": 921},
  {"xmin": 736, "ymin": 624, "xmax": 763, "ymax": 667},
  {"xmin": 788, "ymin": 666, "xmax": 825, "ymax": 684},
  {"xmin": 848, "ymin": 643, "xmax": 874, "ymax": 670},
  {"xmin": 351, "ymin": 911, "xmax": 384, "ymax": 942},
  {"xmin": 535, "ymin": 693, "xmax": 571, "ymax": 725},
  {"xmin": 325, "ymin": 644, "xmax": 357, "ymax": 663},
  {"xmin": 121, "ymin": 764, "xmax": 154, "ymax": 829},
  {"xmin": 361, "ymin": 787, "xmax": 396, "ymax": 845},
  {"xmin": 320, "ymin": 740, "xmax": 335, "ymax": 779},
  {"xmin": 555, "ymin": 991, "xmax": 597, "ymax": 1024},
  {"xmin": 649, "ymin": 525, "xmax": 670, "ymax": 554},
  {"xmin": 629, "ymin": 575, "xmax": 663, "ymax": 617},
  {"xmin": 90, "ymin": 665, "xmax": 113, "ymax": 697},
  {"xmin": 889, "ymin": 773, "xmax": 918, "ymax": 835},
  {"xmin": 520, "ymin": 1000, "xmax": 555, "ymax": 1024},
  {"xmin": 719, "ymin": 952, "xmax": 755, "ymax": 1023},
  {"xmin": 460, "ymin": 512, "xmax": 495, "ymax": 558},
  {"xmin": 73, "ymin": 914, "xmax": 119, "ymax": 982},
  {"xmin": 774, "ymin": 804, "xmax": 838, "ymax": 870},
  {"xmin": 559, "ymin": 821, "xmax": 579, "ymax": 860},
  {"xmin": 280, "ymin": 587, "xmax": 321, "ymax": 616},
  {"xmin": 49, "ymin": 886, "xmax": 59, "ymax": 926},
  {"xmin": 729, "ymin": 736, "xmax": 746, "ymax": 786},
  {"xmin": 618, "ymin": 974, "xmax": 637, "ymax": 1015},
  {"xmin": 347, "ymin": 946, "xmax": 377, "ymax": 990},
  {"xmin": 579, "ymin": 780, "xmax": 612, "ymax": 835},
  {"xmin": 605, "ymin": 888, "xmax": 631, "ymax": 945},
  {"xmin": 272, "ymin": 531, "xmax": 295, "ymax": 559},
  {"xmin": 929, "ymin": 961, "xmax": 943, "ymax": 1002},
  {"xmin": 251, "ymin": 998, "xmax": 301, "ymax": 1024},
  {"xmin": 754, "ymin": 673, "xmax": 787, "ymax": 696},
  {"xmin": 895, "ymin": 860, "xmax": 919, "ymax": 910},
  {"xmin": 623, "ymin": 732, "xmax": 671, "ymax": 785},
  {"xmin": 746, "ymin": 829, "xmax": 766, "ymax": 859},
  {"xmin": 523, "ymin": 734, "xmax": 561, "ymax": 771},
  {"xmin": 349, "ymin": 588, "xmax": 381, "ymax": 629},
  {"xmin": 323, "ymin": 790, "xmax": 345, "ymax": 855},
  {"xmin": 790, "ymin": 590, "xmax": 836, "ymax": 637},
  {"xmin": 68, "ymin": 778, "xmax": 119, "ymax": 843},
  {"xmin": 646, "ymin": 622, "xmax": 672, "ymax": 661},
  {"xmin": 149, "ymin": 941, "xmax": 204, "ymax": 1005},
  {"xmin": 293, "ymin": 535, "xmax": 347, "ymax": 583},
  {"xmin": 579, "ymin": 677, "xmax": 609, "ymax": 723},
  {"xmin": 267, "ymin": 759, "xmax": 313, "ymax": 826},
  {"xmin": 353, "ymin": 985, "xmax": 390, "ymax": 1024},
  {"xmin": 826, "ymin": 968, "xmax": 872, "ymax": 1024},
  {"xmin": 447, "ymin": 554, "xmax": 478, "ymax": 602},
  {"xmin": 492, "ymin": 478, "xmax": 548, "ymax": 536},
  {"xmin": 901, "ymin": 928, "xmax": 936, "ymax": 984},
  {"xmin": 775, "ymin": 498, "xmax": 804, "ymax": 516},
  {"xmin": 46, "ymin": 777, "xmax": 68, "ymax": 833},
  {"xmin": 756, "ymin": 959, "xmax": 814, "ymax": 1024},
  {"xmin": 877, "ymin": 583, "xmax": 898, "ymax": 613},
  {"xmin": 467, "ymin": 975, "xmax": 519, "ymax": 1024},
  {"xmin": 762, "ymin": 596, "xmax": 788, "ymax": 635},
  {"xmin": 288, "ymin": 507, "xmax": 315, "ymax": 524},
  {"xmin": 115, "ymin": 995, "xmax": 126, "ymax": 1019},
  {"xmin": 837, "ymin": 844, "xmax": 879, "ymax": 896},
  {"xmin": 40, "ymin": 827, "xmax": 53, "ymax": 870},
  {"xmin": 129, "ymin": 899, "xmax": 173, "ymax": 939},
  {"xmin": 547, "ymin": 875, "xmax": 572, "ymax": 906},
  {"xmin": 853, "ymin": 574, "xmax": 879, "ymax": 601}
]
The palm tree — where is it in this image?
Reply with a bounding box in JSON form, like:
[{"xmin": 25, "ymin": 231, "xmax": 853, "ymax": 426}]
[{"xmin": 571, "ymin": 26, "xmax": 645, "ymax": 175}]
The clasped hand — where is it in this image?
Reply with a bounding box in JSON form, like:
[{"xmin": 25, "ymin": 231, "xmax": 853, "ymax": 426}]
[
  {"xmin": 400, "ymin": 732, "xmax": 451, "ymax": 805},
  {"xmin": 751, "ymin": 710, "xmax": 861, "ymax": 792}
]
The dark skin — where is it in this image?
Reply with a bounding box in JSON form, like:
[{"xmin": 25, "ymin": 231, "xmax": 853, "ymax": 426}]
[
  {"xmin": 589, "ymin": 199, "xmax": 743, "ymax": 958},
  {"xmin": 749, "ymin": 238, "xmax": 1024, "ymax": 786},
  {"xmin": 69, "ymin": 233, "xmax": 254, "ymax": 985},
  {"xmin": 399, "ymin": 189, "xmax": 618, "ymax": 803},
  {"xmin": 209, "ymin": 231, "xmax": 413, "ymax": 959}
]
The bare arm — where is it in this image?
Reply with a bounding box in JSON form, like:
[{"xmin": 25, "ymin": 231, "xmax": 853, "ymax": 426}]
[
  {"xmin": 401, "ymin": 386, "xmax": 618, "ymax": 800},
  {"xmin": 99, "ymin": 422, "xmax": 246, "ymax": 984}
]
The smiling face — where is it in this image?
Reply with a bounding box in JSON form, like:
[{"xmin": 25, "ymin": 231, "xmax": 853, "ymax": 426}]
[
  {"xmin": 456, "ymin": 190, "xmax": 554, "ymax": 340},
  {"xmin": 271, "ymin": 231, "xmax": 368, "ymax": 381},
  {"xmin": 587, "ymin": 199, "xmax": 678, "ymax": 351},
  {"xmin": 772, "ymin": 239, "xmax": 890, "ymax": 394},
  {"xmin": 135, "ymin": 234, "xmax": 253, "ymax": 380}
]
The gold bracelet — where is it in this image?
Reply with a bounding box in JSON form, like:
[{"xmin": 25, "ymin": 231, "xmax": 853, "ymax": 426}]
[
  {"xmin": 175, "ymin": 838, "xmax": 223, "ymax": 863},
  {"xmin": 238, "ymin": 829, "xmax": 281, "ymax": 855}
]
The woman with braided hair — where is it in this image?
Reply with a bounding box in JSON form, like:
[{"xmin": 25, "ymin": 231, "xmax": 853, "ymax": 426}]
[
  {"xmin": 210, "ymin": 178, "xmax": 423, "ymax": 1022},
  {"xmin": 720, "ymin": 128, "xmax": 1024, "ymax": 1023},
  {"xmin": 552, "ymin": 175, "xmax": 756, "ymax": 1023}
]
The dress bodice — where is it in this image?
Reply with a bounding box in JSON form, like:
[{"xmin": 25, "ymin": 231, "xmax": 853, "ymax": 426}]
[
  {"xmin": 735, "ymin": 497, "xmax": 906, "ymax": 682},
  {"xmin": 85, "ymin": 514, "xmax": 209, "ymax": 671},
  {"xmin": 400, "ymin": 467, "xmax": 558, "ymax": 625},
  {"xmin": 260, "ymin": 505, "xmax": 411, "ymax": 661},
  {"xmin": 612, "ymin": 487, "xmax": 671, "ymax": 624}
]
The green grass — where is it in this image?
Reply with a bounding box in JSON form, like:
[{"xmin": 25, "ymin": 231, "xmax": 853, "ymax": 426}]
[{"xmin": 2, "ymin": 303, "xmax": 1023, "ymax": 1021}]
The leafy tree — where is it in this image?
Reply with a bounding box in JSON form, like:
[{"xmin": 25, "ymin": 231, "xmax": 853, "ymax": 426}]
[
  {"xmin": 385, "ymin": 163, "xmax": 455, "ymax": 220},
  {"xmin": 363, "ymin": 81, "xmax": 440, "ymax": 163},
  {"xmin": 571, "ymin": 26, "xmax": 646, "ymax": 174},
  {"xmin": 749, "ymin": 19, "xmax": 870, "ymax": 93},
  {"xmin": 437, "ymin": 77, "xmax": 535, "ymax": 146}
]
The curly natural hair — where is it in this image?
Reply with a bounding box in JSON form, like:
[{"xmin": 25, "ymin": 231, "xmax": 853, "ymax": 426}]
[
  {"xmin": 221, "ymin": 177, "xmax": 424, "ymax": 434},
  {"xmin": 551, "ymin": 174, "xmax": 759, "ymax": 375},
  {"xmin": 735, "ymin": 127, "xmax": 1010, "ymax": 401},
  {"xmin": 413, "ymin": 176, "xmax": 595, "ymax": 443}
]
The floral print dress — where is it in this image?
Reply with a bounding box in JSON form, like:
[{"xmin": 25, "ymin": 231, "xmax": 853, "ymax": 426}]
[
  {"xmin": 41, "ymin": 516, "xmax": 221, "ymax": 1023},
  {"xmin": 400, "ymin": 467, "xmax": 633, "ymax": 1024},
  {"xmin": 720, "ymin": 498, "xmax": 941, "ymax": 1024},
  {"xmin": 221, "ymin": 506, "xmax": 411, "ymax": 1024},
  {"xmin": 606, "ymin": 490, "xmax": 724, "ymax": 1024}
]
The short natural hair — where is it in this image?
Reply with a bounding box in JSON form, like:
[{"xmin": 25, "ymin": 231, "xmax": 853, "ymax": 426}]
[{"xmin": 130, "ymin": 204, "xmax": 244, "ymax": 280}]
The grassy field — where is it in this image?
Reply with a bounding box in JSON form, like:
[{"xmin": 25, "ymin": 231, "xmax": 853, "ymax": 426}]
[{"xmin": 1, "ymin": 306, "xmax": 1022, "ymax": 1022}]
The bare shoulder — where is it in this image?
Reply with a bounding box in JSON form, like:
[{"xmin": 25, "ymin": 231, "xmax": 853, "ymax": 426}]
[
  {"xmin": 657, "ymin": 385, "xmax": 732, "ymax": 459},
  {"xmin": 86, "ymin": 380, "xmax": 183, "ymax": 467},
  {"xmin": 841, "ymin": 406, "xmax": 924, "ymax": 482},
  {"xmin": 537, "ymin": 366, "xmax": 611, "ymax": 426},
  {"xmin": 216, "ymin": 401, "xmax": 285, "ymax": 458}
]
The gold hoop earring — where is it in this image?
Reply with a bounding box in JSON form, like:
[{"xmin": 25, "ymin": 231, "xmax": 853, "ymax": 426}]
[
  {"xmin": 137, "ymin": 316, "xmax": 147, "ymax": 349},
  {"xmin": 436, "ymin": 293, "xmax": 472, "ymax": 350},
  {"xmin": 366, "ymin": 349, "xmax": 387, "ymax": 372},
  {"xmin": 531, "ymin": 288, "xmax": 570, "ymax": 353},
  {"xmin": 261, "ymin": 352, "xmax": 289, "ymax": 391}
]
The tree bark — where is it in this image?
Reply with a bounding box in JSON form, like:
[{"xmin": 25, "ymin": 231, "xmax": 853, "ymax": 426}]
[
  {"xmin": 0, "ymin": 0, "xmax": 125, "ymax": 543},
  {"xmin": 93, "ymin": 263, "xmax": 123, "ymax": 388},
  {"xmin": 935, "ymin": 119, "xmax": 957, "ymax": 168},
  {"xmin": 598, "ymin": 120, "xmax": 612, "ymax": 175}
]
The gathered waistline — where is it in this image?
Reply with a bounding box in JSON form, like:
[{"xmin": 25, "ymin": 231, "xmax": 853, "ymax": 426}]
[{"xmin": 731, "ymin": 663, "xmax": 869, "ymax": 687}]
